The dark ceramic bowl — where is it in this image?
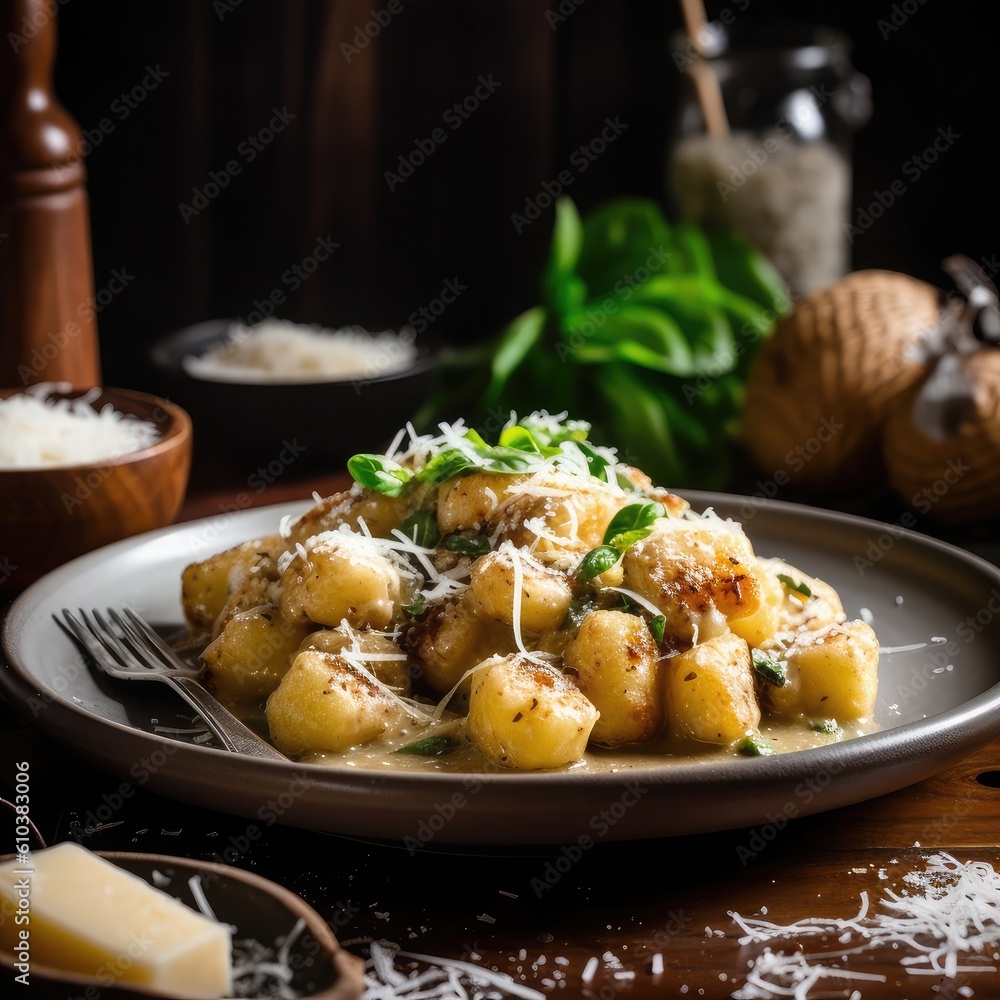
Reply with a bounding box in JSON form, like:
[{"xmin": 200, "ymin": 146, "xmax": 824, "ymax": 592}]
[
  {"xmin": 149, "ymin": 320, "xmax": 441, "ymax": 468},
  {"xmin": 0, "ymin": 851, "xmax": 363, "ymax": 999}
]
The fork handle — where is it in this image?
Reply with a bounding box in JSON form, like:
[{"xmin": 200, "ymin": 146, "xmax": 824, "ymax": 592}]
[{"xmin": 165, "ymin": 676, "xmax": 288, "ymax": 761}]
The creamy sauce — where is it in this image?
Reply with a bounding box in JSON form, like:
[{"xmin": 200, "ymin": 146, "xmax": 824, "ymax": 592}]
[{"xmin": 291, "ymin": 716, "xmax": 877, "ymax": 774}]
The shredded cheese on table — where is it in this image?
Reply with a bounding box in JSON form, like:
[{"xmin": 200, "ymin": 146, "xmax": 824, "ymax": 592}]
[
  {"xmin": 363, "ymin": 940, "xmax": 545, "ymax": 999},
  {"xmin": 730, "ymin": 854, "xmax": 1000, "ymax": 999}
]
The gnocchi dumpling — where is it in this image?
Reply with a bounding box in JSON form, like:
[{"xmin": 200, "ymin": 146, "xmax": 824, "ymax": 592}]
[
  {"xmin": 266, "ymin": 648, "xmax": 405, "ymax": 755},
  {"xmin": 279, "ymin": 530, "xmax": 415, "ymax": 629},
  {"xmin": 663, "ymin": 631, "xmax": 760, "ymax": 745},
  {"xmin": 466, "ymin": 655, "xmax": 599, "ymax": 770},
  {"xmin": 562, "ymin": 610, "xmax": 662, "ymax": 746}
]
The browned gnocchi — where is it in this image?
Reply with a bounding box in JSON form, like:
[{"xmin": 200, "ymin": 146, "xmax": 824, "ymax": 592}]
[{"xmin": 181, "ymin": 414, "xmax": 879, "ymax": 770}]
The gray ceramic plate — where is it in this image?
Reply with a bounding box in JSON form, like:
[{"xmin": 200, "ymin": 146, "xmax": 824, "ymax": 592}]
[{"xmin": 3, "ymin": 494, "xmax": 1000, "ymax": 845}]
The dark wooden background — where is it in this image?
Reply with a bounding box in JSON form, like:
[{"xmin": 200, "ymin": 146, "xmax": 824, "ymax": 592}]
[{"xmin": 47, "ymin": 0, "xmax": 1000, "ymax": 389}]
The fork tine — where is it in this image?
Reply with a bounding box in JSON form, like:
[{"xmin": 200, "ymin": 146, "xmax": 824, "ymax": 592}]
[
  {"xmin": 87, "ymin": 609, "xmax": 148, "ymax": 671},
  {"xmin": 60, "ymin": 610, "xmax": 110, "ymax": 664},
  {"xmin": 107, "ymin": 609, "xmax": 163, "ymax": 671},
  {"xmin": 122, "ymin": 608, "xmax": 197, "ymax": 673}
]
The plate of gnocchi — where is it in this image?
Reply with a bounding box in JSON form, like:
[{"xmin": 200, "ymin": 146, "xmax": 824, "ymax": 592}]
[{"xmin": 4, "ymin": 414, "xmax": 1000, "ymax": 845}]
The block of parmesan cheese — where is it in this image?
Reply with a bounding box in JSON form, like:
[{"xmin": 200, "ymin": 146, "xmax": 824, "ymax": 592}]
[{"xmin": 0, "ymin": 842, "xmax": 231, "ymax": 999}]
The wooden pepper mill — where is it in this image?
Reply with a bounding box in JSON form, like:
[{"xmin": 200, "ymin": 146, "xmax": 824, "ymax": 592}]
[{"xmin": 0, "ymin": 0, "xmax": 101, "ymax": 388}]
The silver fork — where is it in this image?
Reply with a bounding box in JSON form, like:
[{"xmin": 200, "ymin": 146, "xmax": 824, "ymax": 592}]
[{"xmin": 60, "ymin": 607, "xmax": 288, "ymax": 761}]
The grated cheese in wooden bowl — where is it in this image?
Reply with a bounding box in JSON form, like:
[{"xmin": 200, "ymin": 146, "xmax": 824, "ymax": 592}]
[
  {"xmin": 0, "ymin": 384, "xmax": 160, "ymax": 469},
  {"xmin": 182, "ymin": 320, "xmax": 419, "ymax": 383}
]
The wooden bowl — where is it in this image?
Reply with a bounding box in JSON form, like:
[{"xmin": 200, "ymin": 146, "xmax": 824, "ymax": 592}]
[
  {"xmin": 0, "ymin": 851, "xmax": 364, "ymax": 999},
  {"xmin": 0, "ymin": 387, "xmax": 192, "ymax": 594}
]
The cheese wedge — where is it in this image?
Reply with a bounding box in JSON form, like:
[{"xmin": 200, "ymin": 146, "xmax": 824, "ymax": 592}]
[{"xmin": 0, "ymin": 843, "xmax": 231, "ymax": 999}]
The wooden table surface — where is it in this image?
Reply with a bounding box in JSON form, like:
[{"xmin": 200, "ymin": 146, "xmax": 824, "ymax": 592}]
[{"xmin": 3, "ymin": 470, "xmax": 1000, "ymax": 1000}]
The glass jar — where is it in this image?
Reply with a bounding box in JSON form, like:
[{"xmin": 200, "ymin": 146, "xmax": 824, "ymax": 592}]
[{"xmin": 667, "ymin": 23, "xmax": 872, "ymax": 297}]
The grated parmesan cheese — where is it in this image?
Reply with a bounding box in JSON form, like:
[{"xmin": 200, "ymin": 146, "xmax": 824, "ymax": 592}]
[
  {"xmin": 0, "ymin": 383, "xmax": 160, "ymax": 468},
  {"xmin": 731, "ymin": 854, "xmax": 1000, "ymax": 998},
  {"xmin": 183, "ymin": 319, "xmax": 418, "ymax": 383},
  {"xmin": 363, "ymin": 940, "xmax": 545, "ymax": 999}
]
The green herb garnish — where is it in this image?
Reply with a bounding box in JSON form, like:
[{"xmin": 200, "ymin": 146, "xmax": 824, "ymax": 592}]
[
  {"xmin": 648, "ymin": 614, "xmax": 666, "ymax": 644},
  {"xmin": 778, "ymin": 574, "xmax": 812, "ymax": 598},
  {"xmin": 402, "ymin": 596, "xmax": 428, "ymax": 618},
  {"xmin": 809, "ymin": 719, "xmax": 841, "ymax": 735},
  {"xmin": 737, "ymin": 735, "xmax": 775, "ymax": 757},
  {"xmin": 401, "ymin": 510, "xmax": 440, "ymax": 549},
  {"xmin": 751, "ymin": 649, "xmax": 787, "ymax": 688},
  {"xmin": 395, "ymin": 736, "xmax": 460, "ymax": 757},
  {"xmin": 442, "ymin": 534, "xmax": 492, "ymax": 557},
  {"xmin": 346, "ymin": 454, "xmax": 413, "ymax": 497},
  {"xmin": 603, "ymin": 501, "xmax": 665, "ymax": 549},
  {"xmin": 578, "ymin": 545, "xmax": 621, "ymax": 582}
]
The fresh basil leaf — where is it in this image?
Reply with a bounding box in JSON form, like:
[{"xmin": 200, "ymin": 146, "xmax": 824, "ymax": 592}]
[
  {"xmin": 442, "ymin": 534, "xmax": 492, "ymax": 557},
  {"xmin": 576, "ymin": 199, "xmax": 672, "ymax": 300},
  {"xmin": 486, "ymin": 306, "xmax": 547, "ymax": 404},
  {"xmin": 401, "ymin": 510, "xmax": 439, "ymax": 549},
  {"xmin": 674, "ymin": 222, "xmax": 716, "ymax": 280},
  {"xmin": 578, "ymin": 545, "xmax": 621, "ymax": 582},
  {"xmin": 706, "ymin": 229, "xmax": 790, "ymax": 316},
  {"xmin": 395, "ymin": 736, "xmax": 460, "ymax": 756},
  {"xmin": 737, "ymin": 735, "xmax": 775, "ymax": 757},
  {"xmin": 751, "ymin": 649, "xmax": 787, "ymax": 688},
  {"xmin": 402, "ymin": 597, "xmax": 428, "ymax": 618},
  {"xmin": 648, "ymin": 614, "xmax": 666, "ymax": 644},
  {"xmin": 415, "ymin": 448, "xmax": 477, "ymax": 485},
  {"xmin": 598, "ymin": 362, "xmax": 688, "ymax": 487},
  {"xmin": 498, "ymin": 425, "xmax": 543, "ymax": 454},
  {"xmin": 606, "ymin": 527, "xmax": 654, "ymax": 552},
  {"xmin": 347, "ymin": 454, "xmax": 413, "ymax": 497},
  {"xmin": 778, "ymin": 574, "xmax": 812, "ymax": 598},
  {"xmin": 603, "ymin": 501, "xmax": 666, "ymax": 544},
  {"xmin": 576, "ymin": 441, "xmax": 616, "ymax": 485}
]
